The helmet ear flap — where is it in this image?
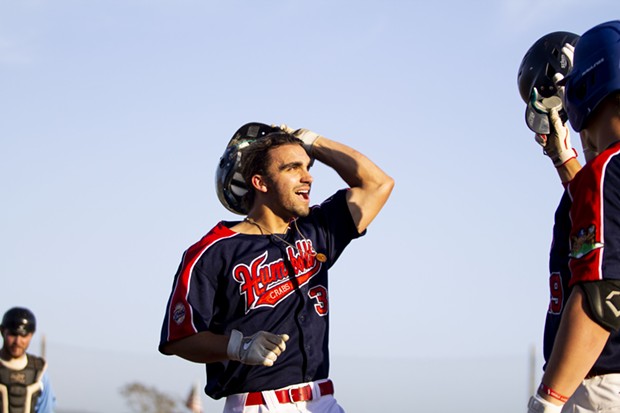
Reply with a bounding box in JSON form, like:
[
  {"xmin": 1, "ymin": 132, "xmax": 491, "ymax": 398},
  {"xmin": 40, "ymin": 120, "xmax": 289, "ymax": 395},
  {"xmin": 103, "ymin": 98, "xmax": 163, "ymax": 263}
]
[
  {"xmin": 216, "ymin": 146, "xmax": 249, "ymax": 215},
  {"xmin": 570, "ymin": 75, "xmax": 591, "ymax": 101}
]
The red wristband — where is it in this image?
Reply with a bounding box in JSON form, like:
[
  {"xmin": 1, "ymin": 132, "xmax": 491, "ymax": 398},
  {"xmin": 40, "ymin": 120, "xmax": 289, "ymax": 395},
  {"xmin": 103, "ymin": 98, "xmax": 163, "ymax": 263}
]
[{"xmin": 539, "ymin": 383, "xmax": 569, "ymax": 403}]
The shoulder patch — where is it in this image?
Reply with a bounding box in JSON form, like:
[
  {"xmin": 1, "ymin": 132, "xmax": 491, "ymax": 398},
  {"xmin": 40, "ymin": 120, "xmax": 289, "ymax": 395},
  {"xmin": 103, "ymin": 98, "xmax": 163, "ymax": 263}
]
[
  {"xmin": 172, "ymin": 302, "xmax": 186, "ymax": 325},
  {"xmin": 570, "ymin": 225, "xmax": 604, "ymax": 259}
]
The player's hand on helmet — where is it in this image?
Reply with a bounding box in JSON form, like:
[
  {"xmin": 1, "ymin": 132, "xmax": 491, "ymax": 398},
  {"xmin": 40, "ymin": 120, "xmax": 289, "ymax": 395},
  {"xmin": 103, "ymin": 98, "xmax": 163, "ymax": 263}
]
[
  {"xmin": 534, "ymin": 107, "xmax": 577, "ymax": 167},
  {"xmin": 527, "ymin": 393, "xmax": 563, "ymax": 413},
  {"xmin": 561, "ymin": 43, "xmax": 575, "ymax": 68},
  {"xmin": 552, "ymin": 43, "xmax": 575, "ymax": 101},
  {"xmin": 227, "ymin": 329, "xmax": 289, "ymax": 367},
  {"xmin": 275, "ymin": 124, "xmax": 322, "ymax": 154}
]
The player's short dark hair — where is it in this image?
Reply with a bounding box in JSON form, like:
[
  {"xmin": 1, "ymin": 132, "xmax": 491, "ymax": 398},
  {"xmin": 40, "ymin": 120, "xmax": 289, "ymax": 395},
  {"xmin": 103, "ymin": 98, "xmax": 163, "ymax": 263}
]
[{"xmin": 239, "ymin": 132, "xmax": 304, "ymax": 211}]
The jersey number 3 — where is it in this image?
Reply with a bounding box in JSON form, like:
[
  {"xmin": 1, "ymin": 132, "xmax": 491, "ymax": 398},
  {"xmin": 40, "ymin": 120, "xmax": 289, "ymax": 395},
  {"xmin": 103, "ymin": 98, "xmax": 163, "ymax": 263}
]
[{"xmin": 308, "ymin": 286, "xmax": 329, "ymax": 316}]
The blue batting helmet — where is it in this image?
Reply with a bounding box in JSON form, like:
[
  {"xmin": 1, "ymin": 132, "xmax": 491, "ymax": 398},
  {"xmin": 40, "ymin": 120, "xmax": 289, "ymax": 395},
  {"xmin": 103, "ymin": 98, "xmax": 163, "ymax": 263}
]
[{"xmin": 563, "ymin": 20, "xmax": 620, "ymax": 132}]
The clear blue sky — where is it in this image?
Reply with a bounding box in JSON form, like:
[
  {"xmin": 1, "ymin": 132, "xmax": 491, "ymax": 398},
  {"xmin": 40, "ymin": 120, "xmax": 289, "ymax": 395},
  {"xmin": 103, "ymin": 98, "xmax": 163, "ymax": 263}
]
[{"xmin": 1, "ymin": 1, "xmax": 618, "ymax": 412}]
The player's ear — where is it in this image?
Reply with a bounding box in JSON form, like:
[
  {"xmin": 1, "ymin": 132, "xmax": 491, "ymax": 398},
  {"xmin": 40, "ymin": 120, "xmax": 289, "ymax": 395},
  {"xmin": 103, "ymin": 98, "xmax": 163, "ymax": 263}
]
[{"xmin": 251, "ymin": 174, "xmax": 269, "ymax": 193}]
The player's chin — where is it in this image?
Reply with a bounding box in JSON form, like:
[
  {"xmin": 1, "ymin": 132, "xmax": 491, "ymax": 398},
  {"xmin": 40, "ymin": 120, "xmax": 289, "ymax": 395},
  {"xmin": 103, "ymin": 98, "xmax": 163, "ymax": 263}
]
[
  {"xmin": 9, "ymin": 347, "xmax": 25, "ymax": 358},
  {"xmin": 292, "ymin": 204, "xmax": 311, "ymax": 218}
]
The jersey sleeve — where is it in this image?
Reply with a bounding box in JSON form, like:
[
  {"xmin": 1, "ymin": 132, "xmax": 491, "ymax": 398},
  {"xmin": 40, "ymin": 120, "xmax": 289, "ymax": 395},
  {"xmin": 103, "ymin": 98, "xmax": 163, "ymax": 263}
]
[
  {"xmin": 311, "ymin": 189, "xmax": 365, "ymax": 265},
  {"xmin": 34, "ymin": 371, "xmax": 56, "ymax": 413},
  {"xmin": 569, "ymin": 147, "xmax": 620, "ymax": 285},
  {"xmin": 159, "ymin": 223, "xmax": 237, "ymax": 352}
]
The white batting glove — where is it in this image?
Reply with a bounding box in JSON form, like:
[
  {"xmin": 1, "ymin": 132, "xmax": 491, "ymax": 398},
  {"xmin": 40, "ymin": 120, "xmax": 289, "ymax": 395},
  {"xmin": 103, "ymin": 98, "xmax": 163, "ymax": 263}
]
[
  {"xmin": 562, "ymin": 43, "xmax": 575, "ymax": 68},
  {"xmin": 277, "ymin": 124, "xmax": 321, "ymax": 155},
  {"xmin": 527, "ymin": 393, "xmax": 563, "ymax": 413},
  {"xmin": 227, "ymin": 329, "xmax": 289, "ymax": 367},
  {"xmin": 552, "ymin": 43, "xmax": 575, "ymax": 102},
  {"xmin": 534, "ymin": 107, "xmax": 577, "ymax": 167}
]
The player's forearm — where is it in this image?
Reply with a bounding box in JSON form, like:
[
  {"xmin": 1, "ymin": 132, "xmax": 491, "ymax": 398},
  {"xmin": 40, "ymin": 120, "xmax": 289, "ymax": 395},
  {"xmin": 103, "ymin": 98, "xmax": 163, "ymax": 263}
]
[
  {"xmin": 311, "ymin": 136, "xmax": 394, "ymax": 232},
  {"xmin": 311, "ymin": 137, "xmax": 393, "ymax": 192},
  {"xmin": 556, "ymin": 158, "xmax": 581, "ymax": 185},
  {"xmin": 161, "ymin": 331, "xmax": 230, "ymax": 364},
  {"xmin": 540, "ymin": 287, "xmax": 610, "ymax": 403}
]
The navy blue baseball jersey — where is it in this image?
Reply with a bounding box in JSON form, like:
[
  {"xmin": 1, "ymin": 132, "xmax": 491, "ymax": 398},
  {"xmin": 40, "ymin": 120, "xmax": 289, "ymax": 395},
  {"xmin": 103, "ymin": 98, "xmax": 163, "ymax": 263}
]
[
  {"xmin": 544, "ymin": 141, "xmax": 620, "ymax": 375},
  {"xmin": 159, "ymin": 189, "xmax": 363, "ymax": 399}
]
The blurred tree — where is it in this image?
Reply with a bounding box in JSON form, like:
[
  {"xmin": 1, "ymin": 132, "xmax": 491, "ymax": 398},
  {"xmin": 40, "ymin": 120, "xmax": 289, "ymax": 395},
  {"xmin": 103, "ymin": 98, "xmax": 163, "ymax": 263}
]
[{"xmin": 120, "ymin": 382, "xmax": 179, "ymax": 413}]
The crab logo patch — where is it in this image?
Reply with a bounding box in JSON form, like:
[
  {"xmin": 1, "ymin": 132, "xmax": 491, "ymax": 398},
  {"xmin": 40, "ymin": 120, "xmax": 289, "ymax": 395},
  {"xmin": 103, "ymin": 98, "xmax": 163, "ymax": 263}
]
[
  {"xmin": 570, "ymin": 225, "xmax": 604, "ymax": 259},
  {"xmin": 173, "ymin": 303, "xmax": 186, "ymax": 325}
]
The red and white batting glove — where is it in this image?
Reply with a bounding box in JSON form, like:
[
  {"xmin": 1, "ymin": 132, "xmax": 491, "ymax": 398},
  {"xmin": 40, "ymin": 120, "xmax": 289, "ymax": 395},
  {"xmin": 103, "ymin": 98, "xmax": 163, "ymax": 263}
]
[
  {"xmin": 527, "ymin": 393, "xmax": 563, "ymax": 413},
  {"xmin": 227, "ymin": 329, "xmax": 289, "ymax": 367},
  {"xmin": 534, "ymin": 107, "xmax": 577, "ymax": 167},
  {"xmin": 277, "ymin": 124, "xmax": 322, "ymax": 155}
]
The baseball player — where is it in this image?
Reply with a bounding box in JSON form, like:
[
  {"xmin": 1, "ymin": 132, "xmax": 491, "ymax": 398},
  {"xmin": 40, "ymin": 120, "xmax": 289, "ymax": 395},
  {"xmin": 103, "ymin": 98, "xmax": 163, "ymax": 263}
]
[
  {"xmin": 159, "ymin": 124, "xmax": 394, "ymax": 412},
  {"xmin": 518, "ymin": 29, "xmax": 582, "ymax": 370},
  {"xmin": 520, "ymin": 21, "xmax": 620, "ymax": 413},
  {"xmin": 0, "ymin": 307, "xmax": 56, "ymax": 413}
]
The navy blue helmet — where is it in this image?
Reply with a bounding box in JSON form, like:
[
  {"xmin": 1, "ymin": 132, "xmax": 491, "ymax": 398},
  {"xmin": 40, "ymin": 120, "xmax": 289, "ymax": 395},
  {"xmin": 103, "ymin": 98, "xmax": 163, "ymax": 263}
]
[
  {"xmin": 1, "ymin": 307, "xmax": 36, "ymax": 336},
  {"xmin": 563, "ymin": 20, "xmax": 620, "ymax": 132},
  {"xmin": 216, "ymin": 122, "xmax": 281, "ymax": 215}
]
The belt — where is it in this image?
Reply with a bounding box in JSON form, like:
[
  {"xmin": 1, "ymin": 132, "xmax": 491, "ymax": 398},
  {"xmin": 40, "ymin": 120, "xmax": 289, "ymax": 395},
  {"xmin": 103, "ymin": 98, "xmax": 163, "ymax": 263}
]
[{"xmin": 244, "ymin": 380, "xmax": 334, "ymax": 406}]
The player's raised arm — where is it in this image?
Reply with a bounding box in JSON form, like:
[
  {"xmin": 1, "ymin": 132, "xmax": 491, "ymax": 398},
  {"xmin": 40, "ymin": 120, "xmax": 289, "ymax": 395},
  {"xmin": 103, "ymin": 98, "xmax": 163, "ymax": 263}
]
[
  {"xmin": 517, "ymin": 32, "xmax": 582, "ymax": 185},
  {"xmin": 313, "ymin": 137, "xmax": 394, "ymax": 233},
  {"xmin": 535, "ymin": 107, "xmax": 582, "ymax": 185},
  {"xmin": 279, "ymin": 126, "xmax": 394, "ymax": 233}
]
